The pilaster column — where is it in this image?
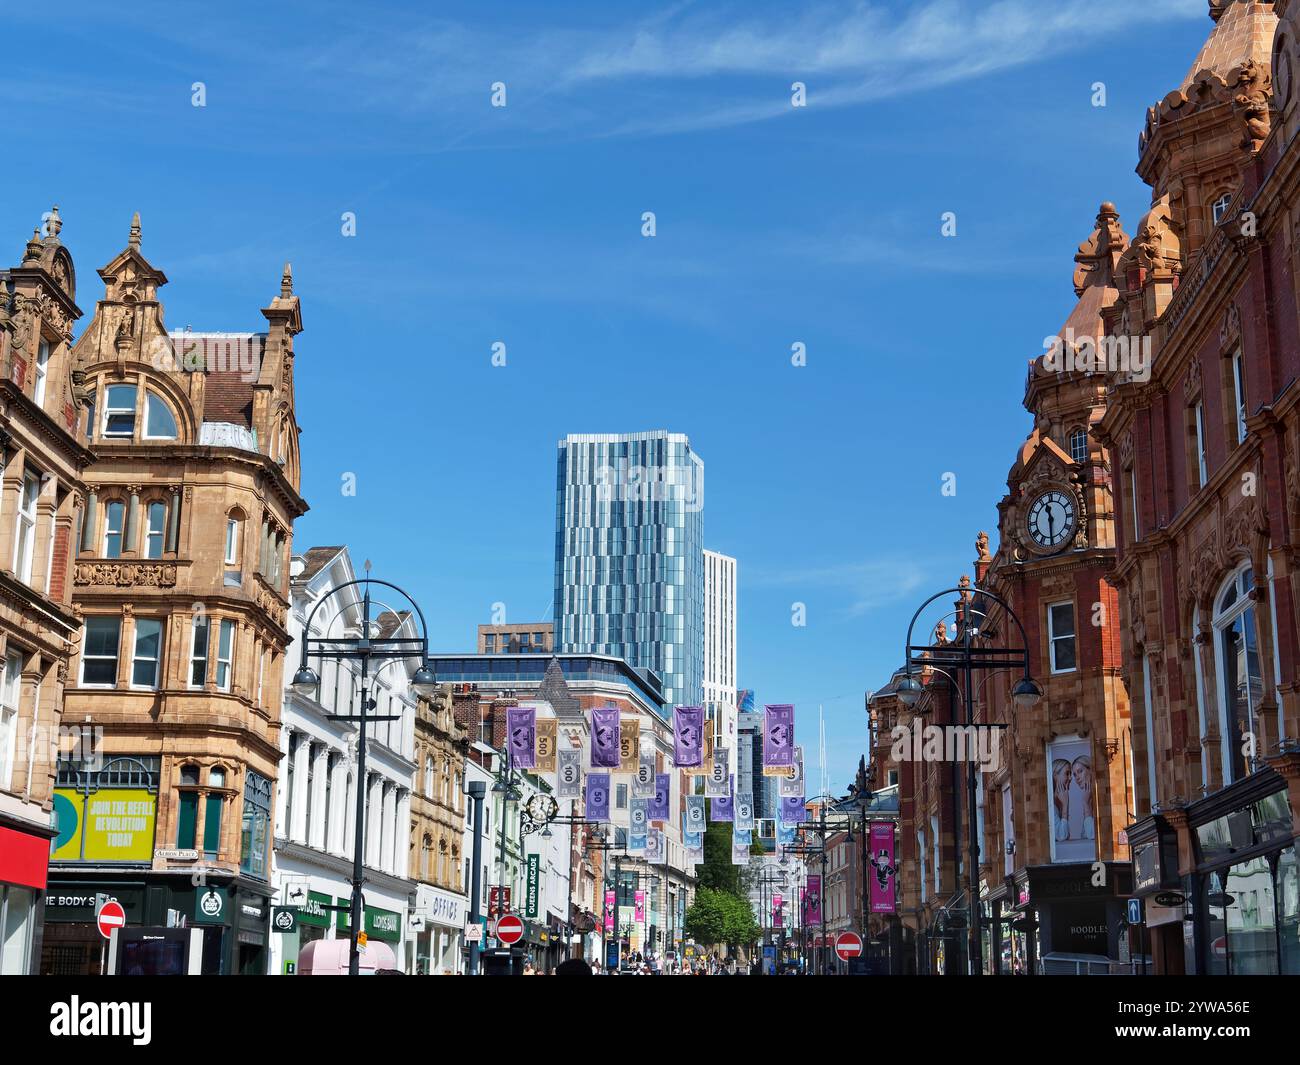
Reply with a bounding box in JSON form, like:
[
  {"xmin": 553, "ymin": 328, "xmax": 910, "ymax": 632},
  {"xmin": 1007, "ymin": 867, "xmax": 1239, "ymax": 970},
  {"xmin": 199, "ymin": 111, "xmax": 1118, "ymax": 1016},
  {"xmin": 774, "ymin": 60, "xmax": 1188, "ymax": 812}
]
[
  {"xmin": 80, "ymin": 490, "xmax": 97, "ymax": 553},
  {"xmin": 290, "ymin": 735, "xmax": 311, "ymax": 843},
  {"xmin": 275, "ymin": 725, "xmax": 293, "ymax": 835},
  {"xmin": 310, "ymin": 743, "xmax": 329, "ymax": 850}
]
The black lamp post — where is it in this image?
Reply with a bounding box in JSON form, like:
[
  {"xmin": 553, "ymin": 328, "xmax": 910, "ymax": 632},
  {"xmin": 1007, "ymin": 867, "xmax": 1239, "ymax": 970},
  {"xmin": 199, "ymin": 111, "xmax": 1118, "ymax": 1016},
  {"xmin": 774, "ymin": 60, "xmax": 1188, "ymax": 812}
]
[
  {"xmin": 290, "ymin": 567, "xmax": 439, "ymax": 977},
  {"xmin": 795, "ymin": 793, "xmax": 854, "ymax": 975},
  {"xmin": 896, "ymin": 583, "xmax": 1042, "ymax": 977}
]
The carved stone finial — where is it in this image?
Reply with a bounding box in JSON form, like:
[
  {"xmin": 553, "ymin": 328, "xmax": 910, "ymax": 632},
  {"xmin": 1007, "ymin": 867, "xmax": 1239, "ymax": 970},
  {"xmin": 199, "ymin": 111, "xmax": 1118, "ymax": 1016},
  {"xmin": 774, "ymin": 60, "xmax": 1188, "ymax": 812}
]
[
  {"xmin": 976, "ymin": 531, "xmax": 991, "ymax": 562},
  {"xmin": 22, "ymin": 228, "xmax": 42, "ymax": 264},
  {"xmin": 44, "ymin": 205, "xmax": 62, "ymax": 241},
  {"xmin": 129, "ymin": 212, "xmax": 142, "ymax": 251},
  {"xmin": 281, "ymin": 261, "xmax": 293, "ymax": 297},
  {"xmin": 934, "ymin": 620, "xmax": 949, "ymax": 646},
  {"xmin": 1073, "ymin": 202, "xmax": 1129, "ymax": 296}
]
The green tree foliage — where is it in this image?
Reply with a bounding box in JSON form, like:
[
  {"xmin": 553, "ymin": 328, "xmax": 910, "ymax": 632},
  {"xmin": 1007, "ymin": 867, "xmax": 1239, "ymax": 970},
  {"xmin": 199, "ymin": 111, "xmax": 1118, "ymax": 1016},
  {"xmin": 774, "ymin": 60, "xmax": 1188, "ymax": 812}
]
[
  {"xmin": 696, "ymin": 820, "xmax": 739, "ymax": 895},
  {"xmin": 684, "ymin": 887, "xmax": 730, "ymax": 946}
]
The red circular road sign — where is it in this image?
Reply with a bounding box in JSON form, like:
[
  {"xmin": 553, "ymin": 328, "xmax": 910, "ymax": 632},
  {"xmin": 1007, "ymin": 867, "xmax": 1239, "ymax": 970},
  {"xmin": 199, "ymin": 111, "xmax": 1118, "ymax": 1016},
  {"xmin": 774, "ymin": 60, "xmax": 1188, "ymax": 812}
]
[
  {"xmin": 496, "ymin": 913, "xmax": 525, "ymax": 946},
  {"xmin": 835, "ymin": 931, "xmax": 863, "ymax": 961},
  {"xmin": 97, "ymin": 900, "xmax": 126, "ymax": 940}
]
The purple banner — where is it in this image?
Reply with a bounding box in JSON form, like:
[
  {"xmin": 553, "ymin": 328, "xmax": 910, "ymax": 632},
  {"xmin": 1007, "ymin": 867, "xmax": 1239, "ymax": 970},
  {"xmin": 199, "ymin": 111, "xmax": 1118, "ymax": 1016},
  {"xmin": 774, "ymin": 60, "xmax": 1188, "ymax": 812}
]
[
  {"xmin": 711, "ymin": 793, "xmax": 734, "ymax": 822},
  {"xmin": 506, "ymin": 706, "xmax": 536, "ymax": 769},
  {"xmin": 586, "ymin": 772, "xmax": 611, "ymax": 821},
  {"xmin": 806, "ymin": 875, "xmax": 822, "ymax": 925},
  {"xmin": 649, "ymin": 773, "xmax": 670, "ymax": 822},
  {"xmin": 763, "ymin": 704, "xmax": 795, "ymax": 768},
  {"xmin": 779, "ymin": 794, "xmax": 805, "ymax": 825},
  {"xmin": 673, "ymin": 705, "xmax": 704, "ymax": 767},
  {"xmin": 590, "ymin": 707, "xmax": 621, "ymax": 768},
  {"xmin": 773, "ymin": 893, "xmax": 783, "ymax": 929},
  {"xmin": 869, "ymin": 822, "xmax": 898, "ymax": 915}
]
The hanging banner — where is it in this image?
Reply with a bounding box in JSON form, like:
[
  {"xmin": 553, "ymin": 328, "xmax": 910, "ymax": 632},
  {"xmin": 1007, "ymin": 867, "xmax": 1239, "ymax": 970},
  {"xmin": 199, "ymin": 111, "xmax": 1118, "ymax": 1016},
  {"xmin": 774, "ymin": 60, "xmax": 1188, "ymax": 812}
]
[
  {"xmin": 711, "ymin": 791, "xmax": 734, "ymax": 822},
  {"xmin": 780, "ymin": 746, "xmax": 805, "ymax": 797},
  {"xmin": 779, "ymin": 794, "xmax": 806, "ymax": 825},
  {"xmin": 777, "ymin": 820, "xmax": 796, "ymax": 845},
  {"xmin": 731, "ymin": 839, "xmax": 749, "ymax": 865},
  {"xmin": 619, "ymin": 717, "xmax": 640, "ymax": 773},
  {"xmin": 630, "ymin": 797, "xmax": 649, "ymax": 845},
  {"xmin": 634, "ymin": 890, "xmax": 645, "ymax": 924},
  {"xmin": 525, "ymin": 853, "xmax": 540, "ymax": 919},
  {"xmin": 590, "ymin": 707, "xmax": 621, "ymax": 769},
  {"xmin": 763, "ymin": 704, "xmax": 795, "ymax": 772},
  {"xmin": 869, "ymin": 821, "xmax": 898, "ymax": 915},
  {"xmin": 705, "ymin": 748, "xmax": 730, "ymax": 798},
  {"xmin": 507, "ymin": 706, "xmax": 537, "ymax": 770},
  {"xmin": 646, "ymin": 827, "xmax": 666, "ymax": 865},
  {"xmin": 649, "ymin": 773, "xmax": 671, "ymax": 823},
  {"xmin": 586, "ymin": 772, "xmax": 611, "ymax": 822},
  {"xmin": 700, "ymin": 730, "xmax": 713, "ymax": 775},
  {"xmin": 536, "ymin": 717, "xmax": 558, "ymax": 774},
  {"xmin": 773, "ymin": 894, "xmax": 784, "ymax": 928},
  {"xmin": 673, "ymin": 705, "xmax": 705, "ymax": 767},
  {"xmin": 734, "ymin": 792, "xmax": 755, "ymax": 831},
  {"xmin": 687, "ymin": 844, "xmax": 704, "ymax": 867},
  {"xmin": 684, "ymin": 795, "xmax": 706, "ymax": 837},
  {"xmin": 634, "ymin": 752, "xmax": 655, "ymax": 798},
  {"xmin": 684, "ymin": 828, "xmax": 702, "ymax": 849},
  {"xmin": 604, "ymin": 890, "xmax": 616, "ymax": 932},
  {"xmin": 805, "ymin": 876, "xmax": 822, "ymax": 925},
  {"xmin": 733, "ymin": 827, "xmax": 752, "ymax": 846},
  {"xmin": 557, "ymin": 749, "xmax": 582, "ymax": 799}
]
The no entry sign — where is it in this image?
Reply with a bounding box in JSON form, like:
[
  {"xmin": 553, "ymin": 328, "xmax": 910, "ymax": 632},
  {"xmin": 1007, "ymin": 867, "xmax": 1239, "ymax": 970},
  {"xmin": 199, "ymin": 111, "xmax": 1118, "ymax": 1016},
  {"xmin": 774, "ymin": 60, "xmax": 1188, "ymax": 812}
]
[
  {"xmin": 496, "ymin": 913, "xmax": 524, "ymax": 946},
  {"xmin": 96, "ymin": 899, "xmax": 126, "ymax": 940},
  {"xmin": 834, "ymin": 931, "xmax": 863, "ymax": 961}
]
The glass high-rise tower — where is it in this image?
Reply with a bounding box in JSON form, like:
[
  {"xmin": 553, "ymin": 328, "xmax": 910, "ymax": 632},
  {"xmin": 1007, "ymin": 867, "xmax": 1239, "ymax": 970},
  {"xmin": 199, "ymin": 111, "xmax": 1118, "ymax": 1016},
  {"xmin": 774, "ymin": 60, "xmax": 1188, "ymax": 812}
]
[{"xmin": 553, "ymin": 431, "xmax": 704, "ymax": 711}]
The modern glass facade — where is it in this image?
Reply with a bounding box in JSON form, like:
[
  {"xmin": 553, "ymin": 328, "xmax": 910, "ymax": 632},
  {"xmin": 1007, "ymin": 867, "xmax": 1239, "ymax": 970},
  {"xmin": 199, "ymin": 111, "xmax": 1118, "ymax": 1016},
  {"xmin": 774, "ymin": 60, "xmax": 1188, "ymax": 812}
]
[{"xmin": 554, "ymin": 432, "xmax": 704, "ymax": 711}]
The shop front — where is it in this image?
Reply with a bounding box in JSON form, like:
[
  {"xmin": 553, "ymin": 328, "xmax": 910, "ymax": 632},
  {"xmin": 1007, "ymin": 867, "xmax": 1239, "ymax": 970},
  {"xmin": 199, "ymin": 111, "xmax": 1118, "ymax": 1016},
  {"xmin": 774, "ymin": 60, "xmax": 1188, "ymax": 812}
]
[
  {"xmin": 41, "ymin": 872, "xmax": 273, "ymax": 975},
  {"xmin": 0, "ymin": 815, "xmax": 56, "ymax": 974},
  {"xmin": 412, "ymin": 883, "xmax": 466, "ymax": 974},
  {"xmin": 1183, "ymin": 770, "xmax": 1299, "ymax": 976},
  {"xmin": 1001, "ymin": 862, "xmax": 1131, "ymax": 975}
]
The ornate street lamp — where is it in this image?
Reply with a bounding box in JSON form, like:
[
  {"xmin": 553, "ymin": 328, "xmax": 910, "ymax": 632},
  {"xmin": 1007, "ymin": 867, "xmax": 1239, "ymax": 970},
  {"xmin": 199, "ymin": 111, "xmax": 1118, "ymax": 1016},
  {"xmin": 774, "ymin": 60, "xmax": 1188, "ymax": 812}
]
[{"xmin": 292, "ymin": 566, "xmax": 439, "ymax": 977}]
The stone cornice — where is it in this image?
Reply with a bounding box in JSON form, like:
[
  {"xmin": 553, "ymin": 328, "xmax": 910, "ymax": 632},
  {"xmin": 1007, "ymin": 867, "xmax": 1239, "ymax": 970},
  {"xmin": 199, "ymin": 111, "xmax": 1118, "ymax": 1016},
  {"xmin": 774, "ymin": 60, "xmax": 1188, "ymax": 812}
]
[{"xmin": 0, "ymin": 379, "xmax": 96, "ymax": 471}]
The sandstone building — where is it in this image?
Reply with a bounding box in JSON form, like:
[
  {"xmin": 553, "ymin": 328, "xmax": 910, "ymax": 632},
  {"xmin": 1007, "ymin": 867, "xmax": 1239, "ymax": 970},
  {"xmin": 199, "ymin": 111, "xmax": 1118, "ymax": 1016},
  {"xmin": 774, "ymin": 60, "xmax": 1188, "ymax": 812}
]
[
  {"xmin": 41, "ymin": 215, "xmax": 307, "ymax": 975},
  {"xmin": 0, "ymin": 209, "xmax": 94, "ymax": 973}
]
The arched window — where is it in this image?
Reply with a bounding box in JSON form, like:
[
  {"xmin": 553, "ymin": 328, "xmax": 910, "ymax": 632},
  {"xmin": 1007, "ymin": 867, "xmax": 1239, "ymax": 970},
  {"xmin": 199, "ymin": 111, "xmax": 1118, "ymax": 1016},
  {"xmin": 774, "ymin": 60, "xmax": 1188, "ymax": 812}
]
[
  {"xmin": 1212, "ymin": 193, "xmax": 1233, "ymax": 225},
  {"xmin": 1068, "ymin": 427, "xmax": 1088, "ymax": 464},
  {"xmin": 145, "ymin": 501, "xmax": 167, "ymax": 559},
  {"xmin": 224, "ymin": 511, "xmax": 243, "ymax": 566},
  {"xmin": 1213, "ymin": 565, "xmax": 1262, "ymax": 784},
  {"xmin": 103, "ymin": 500, "xmax": 126, "ymax": 558},
  {"xmin": 144, "ymin": 393, "xmax": 178, "ymax": 439}
]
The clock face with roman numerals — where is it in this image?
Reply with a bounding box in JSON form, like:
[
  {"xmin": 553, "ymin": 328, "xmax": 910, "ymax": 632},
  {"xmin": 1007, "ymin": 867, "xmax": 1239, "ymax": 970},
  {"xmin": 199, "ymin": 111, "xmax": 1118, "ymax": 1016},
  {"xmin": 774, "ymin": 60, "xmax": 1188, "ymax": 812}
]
[{"xmin": 1027, "ymin": 490, "xmax": 1076, "ymax": 551}]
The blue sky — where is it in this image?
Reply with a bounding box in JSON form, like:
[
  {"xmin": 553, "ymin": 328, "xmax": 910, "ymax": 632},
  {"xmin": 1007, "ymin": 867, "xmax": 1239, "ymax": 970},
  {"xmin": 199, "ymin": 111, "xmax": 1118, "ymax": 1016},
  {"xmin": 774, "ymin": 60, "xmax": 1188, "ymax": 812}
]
[{"xmin": 4, "ymin": 0, "xmax": 1212, "ymax": 793}]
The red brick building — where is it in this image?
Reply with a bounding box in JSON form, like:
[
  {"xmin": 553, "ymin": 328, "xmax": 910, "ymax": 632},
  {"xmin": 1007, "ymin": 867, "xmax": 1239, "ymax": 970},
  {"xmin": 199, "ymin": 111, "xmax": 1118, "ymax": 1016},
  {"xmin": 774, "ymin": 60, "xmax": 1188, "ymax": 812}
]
[{"xmin": 1096, "ymin": 0, "xmax": 1300, "ymax": 975}]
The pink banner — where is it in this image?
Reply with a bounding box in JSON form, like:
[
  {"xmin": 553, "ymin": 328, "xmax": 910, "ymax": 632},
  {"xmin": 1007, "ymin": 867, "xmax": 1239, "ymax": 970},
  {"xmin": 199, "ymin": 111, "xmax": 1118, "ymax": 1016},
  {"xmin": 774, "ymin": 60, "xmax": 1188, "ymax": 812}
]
[
  {"xmin": 868, "ymin": 821, "xmax": 897, "ymax": 914},
  {"xmin": 604, "ymin": 890, "xmax": 615, "ymax": 932},
  {"xmin": 635, "ymin": 890, "xmax": 645, "ymax": 923},
  {"xmin": 806, "ymin": 875, "xmax": 822, "ymax": 925},
  {"xmin": 773, "ymin": 893, "xmax": 783, "ymax": 928}
]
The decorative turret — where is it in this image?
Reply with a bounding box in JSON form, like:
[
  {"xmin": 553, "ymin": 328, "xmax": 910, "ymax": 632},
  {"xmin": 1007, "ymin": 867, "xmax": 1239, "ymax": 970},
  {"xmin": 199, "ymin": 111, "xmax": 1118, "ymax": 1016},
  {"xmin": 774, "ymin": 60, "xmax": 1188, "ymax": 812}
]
[{"xmin": 1137, "ymin": 1, "xmax": 1279, "ymax": 259}]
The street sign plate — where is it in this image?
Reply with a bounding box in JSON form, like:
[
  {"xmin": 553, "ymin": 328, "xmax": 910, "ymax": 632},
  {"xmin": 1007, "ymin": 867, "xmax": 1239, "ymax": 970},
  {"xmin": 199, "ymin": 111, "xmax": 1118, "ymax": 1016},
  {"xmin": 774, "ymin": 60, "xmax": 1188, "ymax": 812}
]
[
  {"xmin": 496, "ymin": 914, "xmax": 524, "ymax": 946},
  {"xmin": 1126, "ymin": 898, "xmax": 1142, "ymax": 925},
  {"xmin": 835, "ymin": 931, "xmax": 863, "ymax": 961},
  {"xmin": 96, "ymin": 899, "xmax": 126, "ymax": 940},
  {"xmin": 464, "ymin": 924, "xmax": 483, "ymax": 944}
]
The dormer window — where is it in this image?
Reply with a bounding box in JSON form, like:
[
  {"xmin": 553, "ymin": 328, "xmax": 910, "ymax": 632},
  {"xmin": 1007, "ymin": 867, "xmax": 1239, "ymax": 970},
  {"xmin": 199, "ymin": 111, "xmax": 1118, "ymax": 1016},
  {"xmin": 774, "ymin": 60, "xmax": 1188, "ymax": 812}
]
[
  {"xmin": 92, "ymin": 379, "xmax": 181, "ymax": 442},
  {"xmin": 1212, "ymin": 193, "xmax": 1232, "ymax": 225},
  {"xmin": 103, "ymin": 385, "xmax": 136, "ymax": 437},
  {"xmin": 144, "ymin": 392, "xmax": 178, "ymax": 439}
]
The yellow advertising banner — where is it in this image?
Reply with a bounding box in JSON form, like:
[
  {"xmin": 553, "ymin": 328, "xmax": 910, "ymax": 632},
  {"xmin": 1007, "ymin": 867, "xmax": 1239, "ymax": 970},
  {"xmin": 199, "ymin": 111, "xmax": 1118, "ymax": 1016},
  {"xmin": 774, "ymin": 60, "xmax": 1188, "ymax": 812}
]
[
  {"xmin": 619, "ymin": 718, "xmax": 640, "ymax": 772},
  {"xmin": 51, "ymin": 788, "xmax": 157, "ymax": 862},
  {"xmin": 536, "ymin": 718, "xmax": 557, "ymax": 774}
]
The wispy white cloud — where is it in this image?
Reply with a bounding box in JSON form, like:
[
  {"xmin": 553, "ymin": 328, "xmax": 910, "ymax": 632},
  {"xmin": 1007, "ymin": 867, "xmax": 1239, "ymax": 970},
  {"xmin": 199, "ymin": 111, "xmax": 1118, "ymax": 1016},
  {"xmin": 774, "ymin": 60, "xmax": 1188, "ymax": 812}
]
[{"xmin": 748, "ymin": 558, "xmax": 931, "ymax": 618}]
